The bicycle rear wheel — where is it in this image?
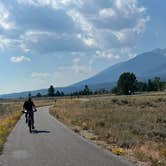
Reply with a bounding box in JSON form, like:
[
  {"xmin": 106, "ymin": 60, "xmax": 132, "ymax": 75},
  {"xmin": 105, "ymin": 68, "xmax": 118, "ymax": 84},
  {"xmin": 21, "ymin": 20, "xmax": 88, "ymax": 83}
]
[{"xmin": 28, "ymin": 120, "xmax": 32, "ymax": 133}]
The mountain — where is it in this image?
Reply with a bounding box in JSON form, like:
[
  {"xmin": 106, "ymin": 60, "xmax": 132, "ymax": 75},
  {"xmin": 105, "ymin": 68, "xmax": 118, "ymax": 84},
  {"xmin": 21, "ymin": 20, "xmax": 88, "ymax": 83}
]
[
  {"xmin": 72, "ymin": 48, "xmax": 166, "ymax": 86},
  {"xmin": 0, "ymin": 48, "xmax": 166, "ymax": 99}
]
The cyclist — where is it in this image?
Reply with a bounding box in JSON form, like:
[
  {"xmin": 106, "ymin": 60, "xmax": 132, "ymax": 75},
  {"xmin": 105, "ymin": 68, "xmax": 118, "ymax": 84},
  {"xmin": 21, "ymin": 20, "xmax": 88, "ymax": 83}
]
[{"xmin": 23, "ymin": 96, "xmax": 37, "ymax": 129}]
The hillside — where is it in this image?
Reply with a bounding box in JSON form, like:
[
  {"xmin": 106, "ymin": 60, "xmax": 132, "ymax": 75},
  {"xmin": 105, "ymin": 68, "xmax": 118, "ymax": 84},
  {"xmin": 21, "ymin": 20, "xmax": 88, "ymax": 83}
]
[{"xmin": 73, "ymin": 48, "xmax": 166, "ymax": 86}]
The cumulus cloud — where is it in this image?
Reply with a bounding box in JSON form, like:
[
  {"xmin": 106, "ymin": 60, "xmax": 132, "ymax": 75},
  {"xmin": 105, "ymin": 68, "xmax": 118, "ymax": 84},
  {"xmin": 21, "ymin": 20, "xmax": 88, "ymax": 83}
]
[
  {"xmin": 16, "ymin": 0, "xmax": 82, "ymax": 8},
  {"xmin": 72, "ymin": 57, "xmax": 92, "ymax": 74},
  {"xmin": 59, "ymin": 57, "xmax": 92, "ymax": 75},
  {"xmin": 96, "ymin": 50, "xmax": 120, "ymax": 60},
  {"xmin": 0, "ymin": 36, "xmax": 12, "ymax": 50},
  {"xmin": 10, "ymin": 56, "xmax": 31, "ymax": 63},
  {"xmin": 31, "ymin": 72, "xmax": 51, "ymax": 79},
  {"xmin": 31, "ymin": 72, "xmax": 56, "ymax": 88},
  {"xmin": 0, "ymin": 2, "xmax": 14, "ymax": 30},
  {"xmin": 77, "ymin": 0, "xmax": 150, "ymax": 50},
  {"xmin": 97, "ymin": 0, "xmax": 148, "ymax": 30},
  {"xmin": 20, "ymin": 30, "xmax": 92, "ymax": 53},
  {"xmin": 31, "ymin": 58, "xmax": 92, "ymax": 86},
  {"xmin": 1, "ymin": 0, "xmax": 149, "ymax": 59}
]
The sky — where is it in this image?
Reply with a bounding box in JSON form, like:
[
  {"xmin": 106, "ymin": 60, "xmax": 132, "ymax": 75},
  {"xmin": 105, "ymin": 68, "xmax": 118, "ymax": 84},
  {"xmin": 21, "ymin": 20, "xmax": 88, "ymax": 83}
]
[{"xmin": 0, "ymin": 0, "xmax": 166, "ymax": 94}]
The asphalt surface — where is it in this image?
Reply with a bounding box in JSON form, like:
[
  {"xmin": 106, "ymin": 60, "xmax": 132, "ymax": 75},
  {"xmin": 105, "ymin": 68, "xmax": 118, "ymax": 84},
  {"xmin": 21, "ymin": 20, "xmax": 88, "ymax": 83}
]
[{"xmin": 0, "ymin": 106, "xmax": 135, "ymax": 166}]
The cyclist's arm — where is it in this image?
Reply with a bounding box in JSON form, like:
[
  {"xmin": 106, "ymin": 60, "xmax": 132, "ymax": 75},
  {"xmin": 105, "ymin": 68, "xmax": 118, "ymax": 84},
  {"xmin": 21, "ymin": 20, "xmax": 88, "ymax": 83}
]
[
  {"xmin": 32, "ymin": 102, "xmax": 37, "ymax": 111},
  {"xmin": 22, "ymin": 102, "xmax": 26, "ymax": 112}
]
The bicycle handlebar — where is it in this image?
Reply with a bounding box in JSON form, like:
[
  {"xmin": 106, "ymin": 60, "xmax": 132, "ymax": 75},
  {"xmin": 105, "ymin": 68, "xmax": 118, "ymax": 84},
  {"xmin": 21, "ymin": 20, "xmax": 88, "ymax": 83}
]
[{"xmin": 22, "ymin": 109, "xmax": 37, "ymax": 113}]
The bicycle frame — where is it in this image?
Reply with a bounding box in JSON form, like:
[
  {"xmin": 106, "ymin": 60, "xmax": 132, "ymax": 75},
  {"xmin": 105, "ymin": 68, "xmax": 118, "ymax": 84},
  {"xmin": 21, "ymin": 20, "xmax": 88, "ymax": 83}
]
[{"xmin": 23, "ymin": 109, "xmax": 37, "ymax": 133}]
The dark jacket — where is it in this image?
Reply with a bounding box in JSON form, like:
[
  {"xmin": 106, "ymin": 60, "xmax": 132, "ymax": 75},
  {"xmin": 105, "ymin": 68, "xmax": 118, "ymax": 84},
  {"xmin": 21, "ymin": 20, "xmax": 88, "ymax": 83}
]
[{"xmin": 23, "ymin": 100, "xmax": 35, "ymax": 111}]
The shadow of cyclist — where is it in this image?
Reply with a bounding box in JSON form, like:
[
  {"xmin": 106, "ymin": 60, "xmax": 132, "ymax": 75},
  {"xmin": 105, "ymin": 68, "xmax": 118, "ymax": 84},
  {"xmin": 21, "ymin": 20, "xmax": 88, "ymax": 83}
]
[{"xmin": 32, "ymin": 130, "xmax": 51, "ymax": 134}]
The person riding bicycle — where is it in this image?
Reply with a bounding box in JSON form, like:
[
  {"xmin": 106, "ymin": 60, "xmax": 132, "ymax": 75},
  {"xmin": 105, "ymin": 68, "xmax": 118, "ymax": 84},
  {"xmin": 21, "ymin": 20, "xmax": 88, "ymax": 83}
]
[{"xmin": 23, "ymin": 96, "xmax": 37, "ymax": 129}]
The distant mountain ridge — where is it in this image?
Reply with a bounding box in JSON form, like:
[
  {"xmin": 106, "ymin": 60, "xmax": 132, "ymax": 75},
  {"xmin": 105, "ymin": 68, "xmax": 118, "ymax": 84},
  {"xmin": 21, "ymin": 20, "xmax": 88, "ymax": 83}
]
[
  {"xmin": 0, "ymin": 82, "xmax": 115, "ymax": 99},
  {"xmin": 0, "ymin": 48, "xmax": 166, "ymax": 99},
  {"xmin": 72, "ymin": 48, "xmax": 166, "ymax": 86}
]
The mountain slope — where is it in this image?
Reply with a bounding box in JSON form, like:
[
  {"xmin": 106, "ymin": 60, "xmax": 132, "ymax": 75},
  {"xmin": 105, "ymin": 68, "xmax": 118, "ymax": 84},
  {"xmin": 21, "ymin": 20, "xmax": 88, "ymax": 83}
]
[{"xmin": 73, "ymin": 48, "xmax": 166, "ymax": 87}]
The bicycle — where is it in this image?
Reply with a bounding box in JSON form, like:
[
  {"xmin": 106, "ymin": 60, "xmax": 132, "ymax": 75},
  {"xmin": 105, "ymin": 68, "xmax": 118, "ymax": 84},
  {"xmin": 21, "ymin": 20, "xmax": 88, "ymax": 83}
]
[{"xmin": 22, "ymin": 109, "xmax": 37, "ymax": 133}]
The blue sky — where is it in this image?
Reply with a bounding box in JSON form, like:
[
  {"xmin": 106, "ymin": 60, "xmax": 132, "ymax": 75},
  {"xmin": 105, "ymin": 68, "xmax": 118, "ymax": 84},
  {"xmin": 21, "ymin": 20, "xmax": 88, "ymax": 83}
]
[{"xmin": 0, "ymin": 0, "xmax": 166, "ymax": 94}]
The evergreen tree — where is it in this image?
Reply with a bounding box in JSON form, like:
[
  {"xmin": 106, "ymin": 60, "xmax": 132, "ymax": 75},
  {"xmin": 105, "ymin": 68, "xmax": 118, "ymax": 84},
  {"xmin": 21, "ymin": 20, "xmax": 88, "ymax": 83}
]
[
  {"xmin": 55, "ymin": 90, "xmax": 61, "ymax": 96},
  {"xmin": 36, "ymin": 93, "xmax": 42, "ymax": 97},
  {"xmin": 60, "ymin": 91, "xmax": 65, "ymax": 96},
  {"xmin": 83, "ymin": 85, "xmax": 91, "ymax": 95},
  {"xmin": 48, "ymin": 85, "xmax": 55, "ymax": 97}
]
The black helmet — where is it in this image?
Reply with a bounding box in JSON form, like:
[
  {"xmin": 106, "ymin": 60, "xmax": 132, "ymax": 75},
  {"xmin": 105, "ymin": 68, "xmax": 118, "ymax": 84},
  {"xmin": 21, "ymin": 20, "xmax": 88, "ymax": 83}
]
[{"xmin": 28, "ymin": 93, "xmax": 32, "ymax": 100}]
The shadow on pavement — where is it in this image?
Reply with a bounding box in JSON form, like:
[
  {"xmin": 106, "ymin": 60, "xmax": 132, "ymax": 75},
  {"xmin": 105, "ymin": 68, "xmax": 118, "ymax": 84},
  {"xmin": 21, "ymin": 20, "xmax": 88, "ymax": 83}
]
[{"xmin": 32, "ymin": 130, "xmax": 51, "ymax": 134}]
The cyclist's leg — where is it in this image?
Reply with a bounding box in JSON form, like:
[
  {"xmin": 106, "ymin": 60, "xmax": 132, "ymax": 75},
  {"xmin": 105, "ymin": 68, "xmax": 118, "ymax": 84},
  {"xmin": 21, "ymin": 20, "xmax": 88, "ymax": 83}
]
[
  {"xmin": 31, "ymin": 112, "xmax": 35, "ymax": 128},
  {"xmin": 25, "ymin": 112, "xmax": 28, "ymax": 123}
]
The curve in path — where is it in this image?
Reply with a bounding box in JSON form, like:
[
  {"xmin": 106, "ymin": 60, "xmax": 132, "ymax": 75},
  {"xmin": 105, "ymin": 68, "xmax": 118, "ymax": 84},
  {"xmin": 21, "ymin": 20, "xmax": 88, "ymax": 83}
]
[{"xmin": 0, "ymin": 107, "xmax": 135, "ymax": 166}]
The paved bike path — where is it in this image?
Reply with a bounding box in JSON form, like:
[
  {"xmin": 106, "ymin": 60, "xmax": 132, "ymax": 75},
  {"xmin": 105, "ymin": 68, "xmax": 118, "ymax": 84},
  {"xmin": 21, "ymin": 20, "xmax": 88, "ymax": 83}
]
[{"xmin": 0, "ymin": 107, "xmax": 135, "ymax": 166}]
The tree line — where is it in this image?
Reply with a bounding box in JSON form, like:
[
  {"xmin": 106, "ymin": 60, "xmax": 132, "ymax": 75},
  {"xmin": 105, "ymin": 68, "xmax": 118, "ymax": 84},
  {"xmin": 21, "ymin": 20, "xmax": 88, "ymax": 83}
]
[
  {"xmin": 47, "ymin": 85, "xmax": 64, "ymax": 97},
  {"xmin": 112, "ymin": 73, "xmax": 165, "ymax": 95},
  {"xmin": 35, "ymin": 72, "xmax": 165, "ymax": 98},
  {"xmin": 34, "ymin": 85, "xmax": 64, "ymax": 98}
]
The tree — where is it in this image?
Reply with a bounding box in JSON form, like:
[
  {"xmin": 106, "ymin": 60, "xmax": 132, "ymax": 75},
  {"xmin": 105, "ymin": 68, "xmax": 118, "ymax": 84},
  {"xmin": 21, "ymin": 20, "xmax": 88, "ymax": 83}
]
[
  {"xmin": 111, "ymin": 86, "xmax": 120, "ymax": 94},
  {"xmin": 83, "ymin": 85, "xmax": 92, "ymax": 95},
  {"xmin": 28, "ymin": 92, "xmax": 31, "ymax": 97},
  {"xmin": 60, "ymin": 91, "xmax": 65, "ymax": 96},
  {"xmin": 48, "ymin": 85, "xmax": 55, "ymax": 97},
  {"xmin": 136, "ymin": 81, "xmax": 148, "ymax": 92},
  {"xmin": 153, "ymin": 77, "xmax": 162, "ymax": 91},
  {"xmin": 36, "ymin": 93, "xmax": 42, "ymax": 98},
  {"xmin": 117, "ymin": 72, "xmax": 137, "ymax": 95},
  {"xmin": 55, "ymin": 90, "xmax": 61, "ymax": 97},
  {"xmin": 147, "ymin": 77, "xmax": 162, "ymax": 91},
  {"xmin": 147, "ymin": 79, "xmax": 154, "ymax": 91},
  {"xmin": 70, "ymin": 85, "xmax": 92, "ymax": 96},
  {"xmin": 84, "ymin": 85, "xmax": 89, "ymax": 95}
]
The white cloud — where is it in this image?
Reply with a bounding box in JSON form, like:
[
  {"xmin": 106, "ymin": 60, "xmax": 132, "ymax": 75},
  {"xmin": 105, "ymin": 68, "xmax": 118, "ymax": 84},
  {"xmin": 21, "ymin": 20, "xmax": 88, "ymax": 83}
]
[
  {"xmin": 95, "ymin": 47, "xmax": 136, "ymax": 61},
  {"xmin": 17, "ymin": 0, "xmax": 83, "ymax": 9},
  {"xmin": 59, "ymin": 57, "xmax": 92, "ymax": 75},
  {"xmin": 0, "ymin": 36, "xmax": 11, "ymax": 50},
  {"xmin": 31, "ymin": 72, "xmax": 51, "ymax": 79},
  {"xmin": 1, "ymin": 0, "xmax": 149, "ymax": 61},
  {"xmin": 114, "ymin": 0, "xmax": 146, "ymax": 17},
  {"xmin": 10, "ymin": 56, "xmax": 31, "ymax": 63},
  {"xmin": 30, "ymin": 60, "xmax": 92, "ymax": 86},
  {"xmin": 77, "ymin": 33, "xmax": 96, "ymax": 47},
  {"xmin": 0, "ymin": 35, "xmax": 20, "ymax": 51},
  {"xmin": 73, "ymin": 57, "xmax": 80, "ymax": 64},
  {"xmin": 72, "ymin": 57, "xmax": 92, "ymax": 74},
  {"xmin": 134, "ymin": 16, "xmax": 150, "ymax": 34},
  {"xmin": 68, "ymin": 10, "xmax": 97, "ymax": 48},
  {"xmin": 99, "ymin": 8, "xmax": 116, "ymax": 18},
  {"xmin": 82, "ymin": 37, "xmax": 96, "ymax": 47},
  {"xmin": 111, "ymin": 15, "xmax": 150, "ymax": 44},
  {"xmin": 68, "ymin": 10, "xmax": 93, "ymax": 33},
  {"xmin": 31, "ymin": 72, "xmax": 56, "ymax": 88},
  {"xmin": 96, "ymin": 50, "xmax": 120, "ymax": 60},
  {"xmin": 19, "ymin": 30, "xmax": 91, "ymax": 53},
  {"xmin": 0, "ymin": 2, "xmax": 14, "ymax": 30},
  {"xmin": 20, "ymin": 43, "xmax": 31, "ymax": 53}
]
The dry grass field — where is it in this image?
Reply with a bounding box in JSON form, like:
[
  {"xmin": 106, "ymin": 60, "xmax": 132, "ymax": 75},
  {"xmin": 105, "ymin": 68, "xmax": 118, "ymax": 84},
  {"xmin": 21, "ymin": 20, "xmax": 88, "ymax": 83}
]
[
  {"xmin": 0, "ymin": 101, "xmax": 22, "ymax": 153},
  {"xmin": 0, "ymin": 98, "xmax": 55, "ymax": 154},
  {"xmin": 50, "ymin": 92, "xmax": 166, "ymax": 166}
]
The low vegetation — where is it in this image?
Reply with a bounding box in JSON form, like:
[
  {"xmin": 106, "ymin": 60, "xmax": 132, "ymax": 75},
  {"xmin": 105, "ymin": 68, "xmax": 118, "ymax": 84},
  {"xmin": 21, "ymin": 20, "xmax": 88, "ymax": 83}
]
[
  {"xmin": 0, "ymin": 101, "xmax": 22, "ymax": 153},
  {"xmin": 50, "ymin": 92, "xmax": 166, "ymax": 166}
]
